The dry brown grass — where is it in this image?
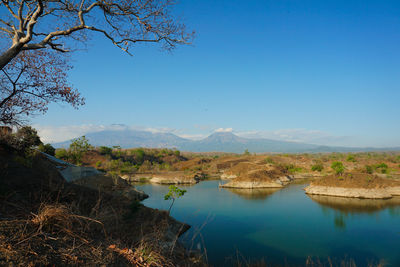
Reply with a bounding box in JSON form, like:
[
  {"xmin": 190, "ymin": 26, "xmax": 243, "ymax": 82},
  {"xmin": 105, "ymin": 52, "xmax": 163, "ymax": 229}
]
[{"xmin": 311, "ymin": 173, "xmax": 400, "ymax": 189}]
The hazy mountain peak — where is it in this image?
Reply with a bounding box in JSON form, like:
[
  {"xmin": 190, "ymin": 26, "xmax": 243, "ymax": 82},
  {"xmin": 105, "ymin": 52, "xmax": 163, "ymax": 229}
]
[{"xmin": 53, "ymin": 129, "xmax": 399, "ymax": 153}]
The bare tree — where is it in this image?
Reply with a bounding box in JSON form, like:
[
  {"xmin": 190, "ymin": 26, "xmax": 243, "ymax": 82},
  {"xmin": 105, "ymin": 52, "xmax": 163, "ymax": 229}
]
[
  {"xmin": 0, "ymin": 0, "xmax": 193, "ymax": 69},
  {"xmin": 0, "ymin": 49, "xmax": 84, "ymax": 125}
]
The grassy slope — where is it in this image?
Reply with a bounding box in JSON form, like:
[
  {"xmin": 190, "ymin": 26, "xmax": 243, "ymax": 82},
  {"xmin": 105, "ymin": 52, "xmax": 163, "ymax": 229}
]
[{"xmin": 0, "ymin": 144, "xmax": 201, "ymax": 266}]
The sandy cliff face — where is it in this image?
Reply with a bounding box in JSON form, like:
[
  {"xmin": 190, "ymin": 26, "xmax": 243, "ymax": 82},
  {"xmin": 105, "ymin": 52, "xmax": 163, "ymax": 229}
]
[
  {"xmin": 304, "ymin": 185, "xmax": 393, "ymax": 199},
  {"xmin": 304, "ymin": 173, "xmax": 400, "ymax": 199},
  {"xmin": 220, "ymin": 180, "xmax": 284, "ymax": 189},
  {"xmin": 121, "ymin": 171, "xmax": 203, "ymax": 184}
]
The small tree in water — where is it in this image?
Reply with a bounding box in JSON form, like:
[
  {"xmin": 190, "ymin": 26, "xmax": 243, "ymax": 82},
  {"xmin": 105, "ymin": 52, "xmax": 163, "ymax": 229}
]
[{"xmin": 164, "ymin": 185, "xmax": 186, "ymax": 214}]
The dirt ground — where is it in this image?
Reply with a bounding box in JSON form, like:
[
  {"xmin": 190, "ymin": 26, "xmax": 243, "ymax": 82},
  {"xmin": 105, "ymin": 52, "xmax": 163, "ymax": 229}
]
[{"xmin": 0, "ymin": 144, "xmax": 202, "ymax": 266}]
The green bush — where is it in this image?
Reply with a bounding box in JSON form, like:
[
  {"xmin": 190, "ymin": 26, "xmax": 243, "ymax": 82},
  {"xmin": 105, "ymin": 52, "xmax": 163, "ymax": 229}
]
[
  {"xmin": 375, "ymin": 163, "xmax": 388, "ymax": 174},
  {"xmin": 7, "ymin": 126, "xmax": 42, "ymax": 153},
  {"xmin": 55, "ymin": 148, "xmax": 69, "ymax": 160},
  {"xmin": 331, "ymin": 161, "xmax": 345, "ymax": 175},
  {"xmin": 99, "ymin": 146, "xmax": 112, "ymax": 155},
  {"xmin": 69, "ymin": 136, "xmax": 91, "ymax": 165},
  {"xmin": 279, "ymin": 163, "xmax": 302, "ymax": 174},
  {"xmin": 95, "ymin": 161, "xmax": 102, "ymax": 168},
  {"xmin": 311, "ymin": 163, "xmax": 324, "ymax": 172},
  {"xmin": 132, "ymin": 148, "xmax": 145, "ymax": 164},
  {"xmin": 365, "ymin": 165, "xmax": 373, "ymax": 174},
  {"xmin": 346, "ymin": 155, "xmax": 356, "ymax": 162},
  {"xmin": 264, "ymin": 157, "xmax": 275, "ymax": 164},
  {"xmin": 174, "ymin": 150, "xmax": 181, "ymax": 157},
  {"xmin": 38, "ymin": 143, "xmax": 55, "ymax": 156}
]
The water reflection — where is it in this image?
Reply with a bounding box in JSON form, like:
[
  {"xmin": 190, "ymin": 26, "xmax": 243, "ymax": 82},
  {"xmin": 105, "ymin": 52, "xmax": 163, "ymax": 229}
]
[
  {"xmin": 308, "ymin": 194, "xmax": 400, "ymax": 215},
  {"xmin": 137, "ymin": 181, "xmax": 400, "ymax": 266},
  {"xmin": 222, "ymin": 187, "xmax": 281, "ymax": 200}
]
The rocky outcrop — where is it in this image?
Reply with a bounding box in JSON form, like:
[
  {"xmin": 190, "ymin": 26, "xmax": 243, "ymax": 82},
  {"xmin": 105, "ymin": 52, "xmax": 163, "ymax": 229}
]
[
  {"xmin": 71, "ymin": 173, "xmax": 148, "ymax": 201},
  {"xmin": 220, "ymin": 178, "xmax": 287, "ymax": 189},
  {"xmin": 220, "ymin": 173, "xmax": 237, "ymax": 179},
  {"xmin": 304, "ymin": 185, "xmax": 394, "ymax": 199},
  {"xmin": 292, "ymin": 173, "xmax": 323, "ymax": 179},
  {"xmin": 387, "ymin": 186, "xmax": 400, "ymax": 196},
  {"xmin": 121, "ymin": 172, "xmax": 204, "ymax": 185},
  {"xmin": 220, "ymin": 172, "xmax": 294, "ymax": 189},
  {"xmin": 40, "ymin": 152, "xmax": 148, "ymax": 201}
]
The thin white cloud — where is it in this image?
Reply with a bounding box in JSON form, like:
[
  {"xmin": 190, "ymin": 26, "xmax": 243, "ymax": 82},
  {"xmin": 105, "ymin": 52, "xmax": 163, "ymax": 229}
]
[
  {"xmin": 34, "ymin": 124, "xmax": 176, "ymax": 143},
  {"xmin": 33, "ymin": 124, "xmax": 108, "ymax": 143},
  {"xmin": 215, "ymin": 128, "xmax": 233, "ymax": 133},
  {"xmin": 176, "ymin": 134, "xmax": 207, "ymax": 140},
  {"xmin": 236, "ymin": 129, "xmax": 355, "ymax": 146}
]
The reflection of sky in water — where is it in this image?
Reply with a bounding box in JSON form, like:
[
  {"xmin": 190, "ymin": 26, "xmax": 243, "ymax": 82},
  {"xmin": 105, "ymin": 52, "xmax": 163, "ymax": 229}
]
[{"xmin": 136, "ymin": 181, "xmax": 400, "ymax": 266}]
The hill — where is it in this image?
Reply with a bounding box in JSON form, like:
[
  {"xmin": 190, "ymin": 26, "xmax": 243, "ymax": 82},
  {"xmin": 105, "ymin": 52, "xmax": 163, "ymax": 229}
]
[{"xmin": 54, "ymin": 130, "xmax": 400, "ymax": 153}]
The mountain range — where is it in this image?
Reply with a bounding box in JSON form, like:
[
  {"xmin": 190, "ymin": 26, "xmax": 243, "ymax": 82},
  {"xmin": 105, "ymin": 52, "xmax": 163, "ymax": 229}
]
[{"xmin": 53, "ymin": 129, "xmax": 400, "ymax": 153}]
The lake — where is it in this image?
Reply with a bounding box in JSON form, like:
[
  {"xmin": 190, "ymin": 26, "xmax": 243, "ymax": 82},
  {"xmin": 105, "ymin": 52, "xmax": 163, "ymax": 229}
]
[{"xmin": 136, "ymin": 180, "xmax": 400, "ymax": 266}]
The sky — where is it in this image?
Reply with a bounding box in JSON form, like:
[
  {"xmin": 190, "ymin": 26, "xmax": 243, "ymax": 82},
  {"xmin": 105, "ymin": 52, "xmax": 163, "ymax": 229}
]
[{"xmin": 27, "ymin": 0, "xmax": 400, "ymax": 147}]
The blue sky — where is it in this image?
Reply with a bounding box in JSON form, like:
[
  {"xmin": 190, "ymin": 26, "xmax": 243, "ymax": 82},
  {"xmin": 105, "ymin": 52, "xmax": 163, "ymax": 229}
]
[{"xmin": 31, "ymin": 0, "xmax": 400, "ymax": 147}]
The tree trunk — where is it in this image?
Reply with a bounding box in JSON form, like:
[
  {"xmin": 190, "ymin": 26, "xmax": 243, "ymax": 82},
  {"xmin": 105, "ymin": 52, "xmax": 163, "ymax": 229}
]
[{"xmin": 0, "ymin": 44, "xmax": 23, "ymax": 70}]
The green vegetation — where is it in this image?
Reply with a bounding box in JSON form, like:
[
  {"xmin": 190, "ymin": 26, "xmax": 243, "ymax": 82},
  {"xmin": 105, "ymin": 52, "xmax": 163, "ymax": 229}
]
[
  {"xmin": 38, "ymin": 143, "xmax": 55, "ymax": 156},
  {"xmin": 375, "ymin": 163, "xmax": 388, "ymax": 174},
  {"xmin": 264, "ymin": 157, "xmax": 275, "ymax": 164},
  {"xmin": 55, "ymin": 148, "xmax": 68, "ymax": 160},
  {"xmin": 365, "ymin": 165, "xmax": 373, "ymax": 174},
  {"xmin": 244, "ymin": 149, "xmax": 250, "ymax": 156},
  {"xmin": 279, "ymin": 163, "xmax": 303, "ymax": 174},
  {"xmin": 346, "ymin": 154, "xmax": 356, "ymax": 162},
  {"xmin": 3, "ymin": 126, "xmax": 42, "ymax": 154},
  {"xmin": 99, "ymin": 146, "xmax": 112, "ymax": 155},
  {"xmin": 331, "ymin": 161, "xmax": 345, "ymax": 175},
  {"xmin": 164, "ymin": 185, "xmax": 186, "ymax": 214},
  {"xmin": 311, "ymin": 163, "xmax": 324, "ymax": 172},
  {"xmin": 69, "ymin": 136, "xmax": 92, "ymax": 165}
]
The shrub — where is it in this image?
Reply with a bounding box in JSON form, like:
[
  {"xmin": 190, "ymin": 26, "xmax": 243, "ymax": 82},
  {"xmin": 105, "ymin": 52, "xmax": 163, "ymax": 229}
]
[
  {"xmin": 38, "ymin": 143, "xmax": 55, "ymax": 156},
  {"xmin": 375, "ymin": 163, "xmax": 388, "ymax": 174},
  {"xmin": 244, "ymin": 149, "xmax": 250, "ymax": 155},
  {"xmin": 311, "ymin": 163, "xmax": 324, "ymax": 172},
  {"xmin": 264, "ymin": 157, "xmax": 274, "ymax": 164},
  {"xmin": 95, "ymin": 161, "xmax": 102, "ymax": 168},
  {"xmin": 331, "ymin": 161, "xmax": 345, "ymax": 175},
  {"xmin": 55, "ymin": 148, "xmax": 69, "ymax": 160},
  {"xmin": 6, "ymin": 126, "xmax": 42, "ymax": 153},
  {"xmin": 69, "ymin": 136, "xmax": 91, "ymax": 165},
  {"xmin": 279, "ymin": 163, "xmax": 302, "ymax": 174},
  {"xmin": 346, "ymin": 155, "xmax": 356, "ymax": 162},
  {"xmin": 132, "ymin": 148, "xmax": 145, "ymax": 164},
  {"xmin": 99, "ymin": 146, "xmax": 112, "ymax": 155},
  {"xmin": 365, "ymin": 165, "xmax": 373, "ymax": 174},
  {"xmin": 174, "ymin": 150, "xmax": 180, "ymax": 157}
]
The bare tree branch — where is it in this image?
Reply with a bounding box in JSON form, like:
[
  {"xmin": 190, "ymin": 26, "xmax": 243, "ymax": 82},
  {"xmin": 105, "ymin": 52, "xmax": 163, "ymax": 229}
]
[
  {"xmin": 0, "ymin": 50, "xmax": 84, "ymax": 125},
  {"xmin": 0, "ymin": 0, "xmax": 194, "ymax": 70}
]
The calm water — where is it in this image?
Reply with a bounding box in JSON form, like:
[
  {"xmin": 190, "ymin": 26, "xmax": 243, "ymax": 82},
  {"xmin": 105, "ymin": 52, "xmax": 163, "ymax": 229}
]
[{"xmin": 136, "ymin": 180, "xmax": 400, "ymax": 266}]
